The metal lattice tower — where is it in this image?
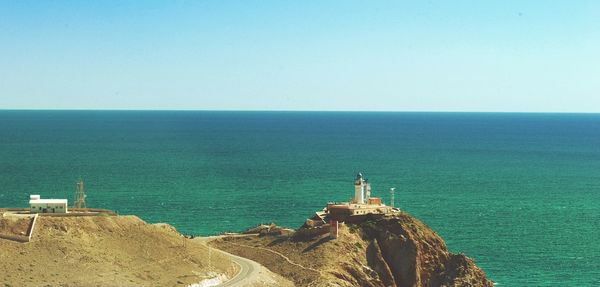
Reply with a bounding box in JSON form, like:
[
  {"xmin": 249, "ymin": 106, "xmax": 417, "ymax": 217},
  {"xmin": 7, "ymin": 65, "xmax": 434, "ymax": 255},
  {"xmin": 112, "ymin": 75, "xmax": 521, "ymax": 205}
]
[
  {"xmin": 390, "ymin": 187, "xmax": 396, "ymax": 208},
  {"xmin": 74, "ymin": 179, "xmax": 87, "ymax": 209}
]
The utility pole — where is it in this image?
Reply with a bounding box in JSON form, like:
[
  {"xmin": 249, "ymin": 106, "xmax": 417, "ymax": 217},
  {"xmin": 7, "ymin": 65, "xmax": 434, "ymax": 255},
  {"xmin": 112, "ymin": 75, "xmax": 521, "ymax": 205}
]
[
  {"xmin": 390, "ymin": 187, "xmax": 396, "ymax": 208},
  {"xmin": 208, "ymin": 245, "xmax": 212, "ymax": 271},
  {"xmin": 74, "ymin": 179, "xmax": 87, "ymax": 209}
]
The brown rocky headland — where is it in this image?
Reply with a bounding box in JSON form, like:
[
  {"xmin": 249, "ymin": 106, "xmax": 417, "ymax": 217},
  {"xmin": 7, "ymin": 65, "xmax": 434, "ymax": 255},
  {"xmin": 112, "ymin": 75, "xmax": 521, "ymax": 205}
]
[{"xmin": 211, "ymin": 212, "xmax": 494, "ymax": 287}]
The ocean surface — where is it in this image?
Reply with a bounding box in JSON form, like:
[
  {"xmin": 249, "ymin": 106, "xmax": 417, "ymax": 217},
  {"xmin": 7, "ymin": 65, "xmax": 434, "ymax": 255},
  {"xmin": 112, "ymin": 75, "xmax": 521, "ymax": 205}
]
[{"xmin": 1, "ymin": 110, "xmax": 599, "ymax": 286}]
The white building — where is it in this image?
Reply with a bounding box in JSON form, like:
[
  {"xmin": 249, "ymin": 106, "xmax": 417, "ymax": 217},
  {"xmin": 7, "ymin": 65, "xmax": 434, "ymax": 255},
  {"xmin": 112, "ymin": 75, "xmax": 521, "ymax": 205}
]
[
  {"xmin": 29, "ymin": 195, "xmax": 68, "ymax": 213},
  {"xmin": 353, "ymin": 173, "xmax": 371, "ymax": 204}
]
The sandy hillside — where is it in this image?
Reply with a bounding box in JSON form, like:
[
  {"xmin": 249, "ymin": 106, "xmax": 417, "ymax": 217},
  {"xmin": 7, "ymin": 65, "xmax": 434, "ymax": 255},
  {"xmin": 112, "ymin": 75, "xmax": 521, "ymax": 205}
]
[{"xmin": 0, "ymin": 215, "xmax": 236, "ymax": 287}]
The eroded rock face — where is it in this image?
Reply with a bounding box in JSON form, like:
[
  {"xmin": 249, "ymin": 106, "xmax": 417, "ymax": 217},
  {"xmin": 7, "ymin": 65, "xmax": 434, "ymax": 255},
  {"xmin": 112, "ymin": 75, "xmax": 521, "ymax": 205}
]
[
  {"xmin": 210, "ymin": 213, "xmax": 493, "ymax": 287},
  {"xmin": 366, "ymin": 239, "xmax": 397, "ymax": 287},
  {"xmin": 435, "ymin": 254, "xmax": 492, "ymax": 287},
  {"xmin": 359, "ymin": 214, "xmax": 493, "ymax": 287}
]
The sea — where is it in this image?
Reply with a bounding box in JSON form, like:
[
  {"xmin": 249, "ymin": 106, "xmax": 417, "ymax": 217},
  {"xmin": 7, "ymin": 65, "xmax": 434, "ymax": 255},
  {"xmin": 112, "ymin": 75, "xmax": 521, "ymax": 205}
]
[{"xmin": 1, "ymin": 110, "xmax": 599, "ymax": 286}]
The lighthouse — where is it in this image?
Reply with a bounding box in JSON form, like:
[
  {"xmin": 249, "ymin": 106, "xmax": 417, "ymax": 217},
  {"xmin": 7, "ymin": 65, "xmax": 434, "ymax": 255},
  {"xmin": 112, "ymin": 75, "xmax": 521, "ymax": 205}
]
[{"xmin": 354, "ymin": 173, "xmax": 365, "ymax": 204}]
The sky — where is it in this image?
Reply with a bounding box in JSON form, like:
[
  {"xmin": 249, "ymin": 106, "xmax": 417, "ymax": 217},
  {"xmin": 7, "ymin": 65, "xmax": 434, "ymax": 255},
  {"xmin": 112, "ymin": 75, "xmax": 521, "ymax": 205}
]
[{"xmin": 0, "ymin": 1, "xmax": 599, "ymax": 112}]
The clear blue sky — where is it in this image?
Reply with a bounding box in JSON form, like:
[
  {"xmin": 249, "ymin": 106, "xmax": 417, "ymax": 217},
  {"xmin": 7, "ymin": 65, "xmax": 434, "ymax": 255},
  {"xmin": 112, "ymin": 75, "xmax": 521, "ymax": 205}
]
[{"xmin": 1, "ymin": 1, "xmax": 599, "ymax": 112}]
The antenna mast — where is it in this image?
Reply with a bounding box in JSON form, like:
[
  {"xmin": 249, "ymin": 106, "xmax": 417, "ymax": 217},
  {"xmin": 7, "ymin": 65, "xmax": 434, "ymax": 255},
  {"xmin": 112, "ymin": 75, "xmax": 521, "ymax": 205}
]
[
  {"xmin": 74, "ymin": 179, "xmax": 87, "ymax": 209},
  {"xmin": 390, "ymin": 187, "xmax": 395, "ymax": 208}
]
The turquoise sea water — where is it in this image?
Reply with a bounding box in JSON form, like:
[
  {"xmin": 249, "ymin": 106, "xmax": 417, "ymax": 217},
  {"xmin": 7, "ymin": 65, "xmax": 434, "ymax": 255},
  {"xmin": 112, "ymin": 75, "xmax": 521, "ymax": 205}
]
[{"xmin": 1, "ymin": 111, "xmax": 599, "ymax": 286}]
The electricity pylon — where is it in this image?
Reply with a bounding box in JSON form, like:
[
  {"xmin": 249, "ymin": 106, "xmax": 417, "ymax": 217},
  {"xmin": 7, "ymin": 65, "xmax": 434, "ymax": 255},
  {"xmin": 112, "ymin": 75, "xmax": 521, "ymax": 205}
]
[{"xmin": 74, "ymin": 179, "xmax": 87, "ymax": 208}]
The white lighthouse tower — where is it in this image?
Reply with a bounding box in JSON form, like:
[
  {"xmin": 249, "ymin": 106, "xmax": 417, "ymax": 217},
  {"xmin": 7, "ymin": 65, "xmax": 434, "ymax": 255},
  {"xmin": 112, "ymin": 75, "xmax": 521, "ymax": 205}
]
[{"xmin": 354, "ymin": 173, "xmax": 365, "ymax": 204}]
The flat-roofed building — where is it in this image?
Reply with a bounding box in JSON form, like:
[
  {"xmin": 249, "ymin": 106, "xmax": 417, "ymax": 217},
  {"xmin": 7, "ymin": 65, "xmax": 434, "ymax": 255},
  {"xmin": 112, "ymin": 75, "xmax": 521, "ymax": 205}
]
[{"xmin": 29, "ymin": 195, "xmax": 68, "ymax": 213}]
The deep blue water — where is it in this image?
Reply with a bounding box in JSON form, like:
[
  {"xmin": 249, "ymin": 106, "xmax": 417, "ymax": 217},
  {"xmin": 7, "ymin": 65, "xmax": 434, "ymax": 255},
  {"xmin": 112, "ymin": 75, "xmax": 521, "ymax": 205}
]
[{"xmin": 1, "ymin": 110, "xmax": 600, "ymax": 286}]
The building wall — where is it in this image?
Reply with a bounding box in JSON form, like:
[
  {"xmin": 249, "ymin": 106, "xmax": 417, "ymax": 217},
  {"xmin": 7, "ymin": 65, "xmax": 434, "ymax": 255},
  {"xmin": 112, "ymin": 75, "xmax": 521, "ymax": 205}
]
[
  {"xmin": 30, "ymin": 203, "xmax": 67, "ymax": 213},
  {"xmin": 368, "ymin": 197, "xmax": 382, "ymax": 205}
]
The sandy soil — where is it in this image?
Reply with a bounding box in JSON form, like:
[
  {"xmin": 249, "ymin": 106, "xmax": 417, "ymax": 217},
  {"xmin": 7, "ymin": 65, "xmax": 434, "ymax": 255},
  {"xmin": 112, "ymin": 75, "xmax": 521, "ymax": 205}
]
[
  {"xmin": 0, "ymin": 215, "xmax": 32, "ymax": 236},
  {"xmin": 0, "ymin": 215, "xmax": 237, "ymax": 287}
]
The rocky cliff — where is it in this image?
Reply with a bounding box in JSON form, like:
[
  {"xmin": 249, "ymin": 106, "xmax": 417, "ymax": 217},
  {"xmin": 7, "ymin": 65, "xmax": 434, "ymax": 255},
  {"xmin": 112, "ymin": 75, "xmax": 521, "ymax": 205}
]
[
  {"xmin": 356, "ymin": 214, "xmax": 493, "ymax": 287},
  {"xmin": 211, "ymin": 212, "xmax": 494, "ymax": 287}
]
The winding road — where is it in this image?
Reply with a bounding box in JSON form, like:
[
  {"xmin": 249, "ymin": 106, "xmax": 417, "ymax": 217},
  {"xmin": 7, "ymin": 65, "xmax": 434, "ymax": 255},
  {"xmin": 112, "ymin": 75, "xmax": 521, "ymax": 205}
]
[
  {"xmin": 192, "ymin": 235, "xmax": 291, "ymax": 287},
  {"xmin": 217, "ymin": 249, "xmax": 257, "ymax": 286}
]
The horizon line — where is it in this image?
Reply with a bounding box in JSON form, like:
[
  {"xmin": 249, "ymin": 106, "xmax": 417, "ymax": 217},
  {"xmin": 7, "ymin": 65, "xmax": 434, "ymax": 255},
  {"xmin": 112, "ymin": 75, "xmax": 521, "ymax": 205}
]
[{"xmin": 1, "ymin": 108, "xmax": 600, "ymax": 114}]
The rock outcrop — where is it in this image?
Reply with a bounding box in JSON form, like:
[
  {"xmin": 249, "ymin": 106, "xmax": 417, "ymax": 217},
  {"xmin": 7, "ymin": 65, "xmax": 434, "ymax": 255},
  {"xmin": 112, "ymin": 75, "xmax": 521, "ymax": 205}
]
[
  {"xmin": 211, "ymin": 212, "xmax": 494, "ymax": 287},
  {"xmin": 358, "ymin": 214, "xmax": 493, "ymax": 287}
]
